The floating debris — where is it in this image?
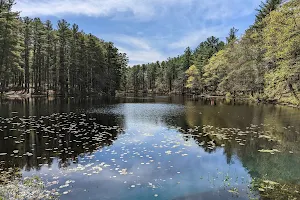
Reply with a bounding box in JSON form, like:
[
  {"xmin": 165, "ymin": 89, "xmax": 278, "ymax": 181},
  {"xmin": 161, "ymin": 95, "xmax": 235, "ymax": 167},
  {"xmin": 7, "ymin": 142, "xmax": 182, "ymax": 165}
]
[
  {"xmin": 258, "ymin": 149, "xmax": 281, "ymax": 154},
  {"xmin": 120, "ymin": 168, "xmax": 128, "ymax": 175},
  {"xmin": 165, "ymin": 151, "xmax": 172, "ymax": 155}
]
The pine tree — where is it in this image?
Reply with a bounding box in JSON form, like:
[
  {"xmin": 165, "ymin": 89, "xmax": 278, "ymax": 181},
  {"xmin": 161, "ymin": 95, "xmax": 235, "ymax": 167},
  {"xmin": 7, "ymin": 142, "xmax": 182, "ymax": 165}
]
[
  {"xmin": 226, "ymin": 27, "xmax": 239, "ymax": 44},
  {"xmin": 105, "ymin": 42, "xmax": 120, "ymax": 95},
  {"xmin": 1, "ymin": 0, "xmax": 128, "ymax": 96},
  {"xmin": 32, "ymin": 18, "xmax": 46, "ymax": 94},
  {"xmin": 45, "ymin": 20, "xmax": 54, "ymax": 95},
  {"xmin": 183, "ymin": 47, "xmax": 192, "ymax": 71},
  {"xmin": 22, "ymin": 17, "xmax": 31, "ymax": 93},
  {"xmin": 254, "ymin": 0, "xmax": 282, "ymax": 29},
  {"xmin": 57, "ymin": 19, "xmax": 70, "ymax": 96},
  {"xmin": 69, "ymin": 24, "xmax": 79, "ymax": 95},
  {"xmin": 194, "ymin": 36, "xmax": 224, "ymax": 73},
  {"xmin": 0, "ymin": 0, "xmax": 23, "ymax": 93},
  {"xmin": 77, "ymin": 32, "xmax": 87, "ymax": 95}
]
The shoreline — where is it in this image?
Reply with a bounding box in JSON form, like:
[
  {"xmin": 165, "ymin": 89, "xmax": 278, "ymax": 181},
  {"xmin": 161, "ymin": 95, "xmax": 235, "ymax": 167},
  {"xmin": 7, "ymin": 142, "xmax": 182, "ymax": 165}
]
[
  {"xmin": 0, "ymin": 92, "xmax": 107, "ymax": 100},
  {"xmin": 1, "ymin": 92, "xmax": 299, "ymax": 109},
  {"xmin": 118, "ymin": 92, "xmax": 300, "ymax": 109}
]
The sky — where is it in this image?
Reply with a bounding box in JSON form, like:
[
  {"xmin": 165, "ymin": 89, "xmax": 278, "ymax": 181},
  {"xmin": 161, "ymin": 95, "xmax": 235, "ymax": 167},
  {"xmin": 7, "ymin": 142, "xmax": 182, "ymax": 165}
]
[{"xmin": 14, "ymin": 0, "xmax": 262, "ymax": 66}]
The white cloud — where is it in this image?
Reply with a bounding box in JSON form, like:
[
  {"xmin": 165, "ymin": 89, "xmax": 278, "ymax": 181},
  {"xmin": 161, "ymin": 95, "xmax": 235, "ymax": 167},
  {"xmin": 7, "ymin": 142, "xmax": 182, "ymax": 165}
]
[
  {"xmin": 118, "ymin": 46, "xmax": 168, "ymax": 66},
  {"xmin": 14, "ymin": 0, "xmax": 191, "ymax": 20},
  {"xmin": 14, "ymin": 0, "xmax": 146, "ymax": 20},
  {"xmin": 103, "ymin": 34, "xmax": 169, "ymax": 65},
  {"xmin": 112, "ymin": 35, "xmax": 152, "ymax": 51},
  {"xmin": 169, "ymin": 26, "xmax": 230, "ymax": 49},
  {"xmin": 15, "ymin": 0, "xmax": 260, "ymax": 21}
]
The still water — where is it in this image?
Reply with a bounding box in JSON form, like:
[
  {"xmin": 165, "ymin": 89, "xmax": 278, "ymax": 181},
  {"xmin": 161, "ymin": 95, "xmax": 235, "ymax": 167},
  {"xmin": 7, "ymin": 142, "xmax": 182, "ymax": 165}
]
[{"xmin": 0, "ymin": 96, "xmax": 300, "ymax": 200}]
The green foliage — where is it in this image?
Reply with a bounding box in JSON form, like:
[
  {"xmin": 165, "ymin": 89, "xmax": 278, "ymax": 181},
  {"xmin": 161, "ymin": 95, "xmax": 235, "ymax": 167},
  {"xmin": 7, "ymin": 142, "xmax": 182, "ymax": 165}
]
[
  {"xmin": 217, "ymin": 39, "xmax": 262, "ymax": 95},
  {"xmin": 194, "ymin": 36, "xmax": 225, "ymax": 72},
  {"xmin": 202, "ymin": 0, "xmax": 299, "ymax": 105},
  {"xmin": 122, "ymin": 36, "xmax": 224, "ymax": 94},
  {"xmin": 263, "ymin": 0, "xmax": 300, "ymax": 103},
  {"xmin": 254, "ymin": 0, "xmax": 282, "ymax": 29},
  {"xmin": 0, "ymin": 1, "xmax": 128, "ymax": 96},
  {"xmin": 185, "ymin": 65, "xmax": 200, "ymax": 92},
  {"xmin": 225, "ymin": 92, "xmax": 232, "ymax": 99},
  {"xmin": 0, "ymin": 0, "xmax": 23, "ymax": 92},
  {"xmin": 122, "ymin": 0, "xmax": 300, "ymax": 106},
  {"xmin": 226, "ymin": 27, "xmax": 239, "ymax": 44},
  {"xmin": 203, "ymin": 49, "xmax": 230, "ymax": 93},
  {"xmin": 183, "ymin": 47, "xmax": 192, "ymax": 71}
]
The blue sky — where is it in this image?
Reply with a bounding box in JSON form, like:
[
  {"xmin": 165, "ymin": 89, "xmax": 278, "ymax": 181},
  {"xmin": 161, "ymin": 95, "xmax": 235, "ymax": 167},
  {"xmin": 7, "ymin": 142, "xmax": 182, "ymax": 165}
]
[{"xmin": 15, "ymin": 0, "xmax": 262, "ymax": 65}]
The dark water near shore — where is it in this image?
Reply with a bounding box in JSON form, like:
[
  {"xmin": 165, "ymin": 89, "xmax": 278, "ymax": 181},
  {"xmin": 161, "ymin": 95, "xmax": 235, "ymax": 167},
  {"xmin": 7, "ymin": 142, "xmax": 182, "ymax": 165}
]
[{"xmin": 0, "ymin": 96, "xmax": 300, "ymax": 199}]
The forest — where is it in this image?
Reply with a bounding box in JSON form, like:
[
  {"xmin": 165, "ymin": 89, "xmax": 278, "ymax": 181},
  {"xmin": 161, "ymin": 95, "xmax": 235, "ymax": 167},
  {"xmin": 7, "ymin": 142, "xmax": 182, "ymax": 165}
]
[
  {"xmin": 0, "ymin": 0, "xmax": 128, "ymax": 97},
  {"xmin": 1, "ymin": 0, "xmax": 299, "ymax": 106},
  {"xmin": 122, "ymin": 0, "xmax": 300, "ymax": 106}
]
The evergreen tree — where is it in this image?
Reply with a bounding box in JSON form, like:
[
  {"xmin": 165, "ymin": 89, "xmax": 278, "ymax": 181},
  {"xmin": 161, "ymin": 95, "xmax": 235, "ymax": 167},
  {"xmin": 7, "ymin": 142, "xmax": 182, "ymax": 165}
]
[
  {"xmin": 57, "ymin": 19, "xmax": 70, "ymax": 96},
  {"xmin": 32, "ymin": 18, "xmax": 46, "ymax": 93},
  {"xmin": 226, "ymin": 27, "xmax": 239, "ymax": 44},
  {"xmin": 254, "ymin": 0, "xmax": 282, "ymax": 29},
  {"xmin": 69, "ymin": 24, "xmax": 79, "ymax": 95},
  {"xmin": 45, "ymin": 20, "xmax": 54, "ymax": 95},
  {"xmin": 0, "ymin": 0, "xmax": 23, "ymax": 93},
  {"xmin": 22, "ymin": 16, "xmax": 31, "ymax": 93},
  {"xmin": 1, "ymin": 1, "xmax": 127, "ymax": 97}
]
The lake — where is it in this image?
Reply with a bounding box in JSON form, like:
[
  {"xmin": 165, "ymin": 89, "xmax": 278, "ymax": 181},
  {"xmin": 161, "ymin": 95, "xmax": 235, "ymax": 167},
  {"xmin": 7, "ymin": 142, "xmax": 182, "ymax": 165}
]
[{"xmin": 0, "ymin": 96, "xmax": 300, "ymax": 200}]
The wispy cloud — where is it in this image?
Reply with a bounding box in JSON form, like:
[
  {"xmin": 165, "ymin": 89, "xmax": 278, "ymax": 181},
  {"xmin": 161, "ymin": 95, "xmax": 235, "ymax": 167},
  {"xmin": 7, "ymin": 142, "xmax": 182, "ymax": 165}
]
[
  {"xmin": 103, "ymin": 35, "xmax": 169, "ymax": 65},
  {"xmin": 112, "ymin": 35, "xmax": 152, "ymax": 51},
  {"xmin": 169, "ymin": 26, "xmax": 230, "ymax": 49},
  {"xmin": 119, "ymin": 46, "xmax": 168, "ymax": 65},
  {"xmin": 15, "ymin": 0, "xmax": 260, "ymax": 21},
  {"xmin": 15, "ymin": 0, "xmax": 153, "ymax": 19},
  {"xmin": 14, "ymin": 0, "xmax": 191, "ymax": 21}
]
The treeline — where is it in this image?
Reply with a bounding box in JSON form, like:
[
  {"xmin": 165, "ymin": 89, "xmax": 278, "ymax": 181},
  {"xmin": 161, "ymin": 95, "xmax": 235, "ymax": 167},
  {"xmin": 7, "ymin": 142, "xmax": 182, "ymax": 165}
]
[
  {"xmin": 123, "ymin": 0, "xmax": 300, "ymax": 105},
  {"xmin": 0, "ymin": 0, "xmax": 128, "ymax": 96},
  {"xmin": 121, "ymin": 36, "xmax": 225, "ymax": 94}
]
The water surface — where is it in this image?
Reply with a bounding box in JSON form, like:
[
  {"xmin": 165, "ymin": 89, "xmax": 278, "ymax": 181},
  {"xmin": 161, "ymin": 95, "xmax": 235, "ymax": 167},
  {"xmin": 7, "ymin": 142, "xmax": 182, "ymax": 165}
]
[{"xmin": 0, "ymin": 96, "xmax": 300, "ymax": 199}]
